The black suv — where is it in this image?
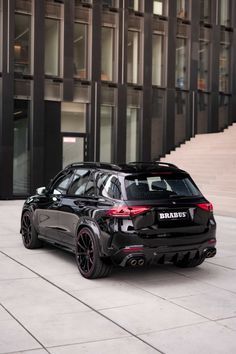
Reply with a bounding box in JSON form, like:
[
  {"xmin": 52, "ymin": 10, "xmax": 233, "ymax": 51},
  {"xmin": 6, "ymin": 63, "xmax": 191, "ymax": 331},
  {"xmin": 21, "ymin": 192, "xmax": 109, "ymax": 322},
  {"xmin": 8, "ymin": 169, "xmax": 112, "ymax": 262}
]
[{"xmin": 21, "ymin": 162, "xmax": 217, "ymax": 279}]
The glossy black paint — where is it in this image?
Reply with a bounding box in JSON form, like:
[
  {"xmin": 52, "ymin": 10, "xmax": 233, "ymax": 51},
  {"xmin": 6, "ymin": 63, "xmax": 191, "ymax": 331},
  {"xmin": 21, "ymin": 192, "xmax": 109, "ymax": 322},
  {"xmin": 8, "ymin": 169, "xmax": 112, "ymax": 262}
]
[{"xmin": 21, "ymin": 162, "xmax": 217, "ymax": 268}]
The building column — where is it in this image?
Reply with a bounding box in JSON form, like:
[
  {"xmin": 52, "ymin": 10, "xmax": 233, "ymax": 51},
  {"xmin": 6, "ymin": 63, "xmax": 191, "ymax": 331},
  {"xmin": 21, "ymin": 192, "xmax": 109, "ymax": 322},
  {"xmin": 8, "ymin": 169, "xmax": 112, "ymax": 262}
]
[{"xmin": 0, "ymin": 0, "xmax": 14, "ymax": 199}]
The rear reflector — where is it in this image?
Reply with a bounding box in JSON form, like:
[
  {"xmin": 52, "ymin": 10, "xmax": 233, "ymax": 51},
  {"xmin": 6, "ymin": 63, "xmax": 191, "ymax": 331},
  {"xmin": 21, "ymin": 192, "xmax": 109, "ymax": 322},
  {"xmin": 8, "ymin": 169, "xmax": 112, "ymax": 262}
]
[
  {"xmin": 196, "ymin": 202, "xmax": 213, "ymax": 212},
  {"xmin": 123, "ymin": 246, "xmax": 144, "ymax": 253},
  {"xmin": 106, "ymin": 205, "xmax": 151, "ymax": 217}
]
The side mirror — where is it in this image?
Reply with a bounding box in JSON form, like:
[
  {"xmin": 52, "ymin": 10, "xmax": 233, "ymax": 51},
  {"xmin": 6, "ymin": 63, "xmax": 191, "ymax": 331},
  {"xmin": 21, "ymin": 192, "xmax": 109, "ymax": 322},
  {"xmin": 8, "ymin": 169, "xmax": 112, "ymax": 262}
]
[{"xmin": 36, "ymin": 187, "xmax": 46, "ymax": 195}]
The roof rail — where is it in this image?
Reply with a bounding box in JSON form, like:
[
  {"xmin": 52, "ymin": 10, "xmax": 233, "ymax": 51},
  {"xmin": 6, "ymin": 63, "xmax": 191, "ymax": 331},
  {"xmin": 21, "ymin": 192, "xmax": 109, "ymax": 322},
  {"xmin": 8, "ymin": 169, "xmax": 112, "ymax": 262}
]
[
  {"xmin": 128, "ymin": 161, "xmax": 178, "ymax": 169},
  {"xmin": 154, "ymin": 161, "xmax": 178, "ymax": 169},
  {"xmin": 65, "ymin": 161, "xmax": 122, "ymax": 171}
]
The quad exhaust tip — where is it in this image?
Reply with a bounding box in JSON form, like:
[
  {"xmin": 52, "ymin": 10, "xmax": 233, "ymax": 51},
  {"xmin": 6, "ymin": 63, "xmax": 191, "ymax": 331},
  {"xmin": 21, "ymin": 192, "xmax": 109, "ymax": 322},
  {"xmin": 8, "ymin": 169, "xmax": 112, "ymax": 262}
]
[
  {"xmin": 128, "ymin": 257, "xmax": 145, "ymax": 267},
  {"xmin": 204, "ymin": 248, "xmax": 216, "ymax": 258}
]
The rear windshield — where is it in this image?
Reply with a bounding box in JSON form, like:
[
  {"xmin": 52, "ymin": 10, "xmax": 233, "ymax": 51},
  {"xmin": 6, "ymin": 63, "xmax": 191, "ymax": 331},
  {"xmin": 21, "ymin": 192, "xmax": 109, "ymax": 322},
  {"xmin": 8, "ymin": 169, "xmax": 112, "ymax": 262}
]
[{"xmin": 125, "ymin": 173, "xmax": 201, "ymax": 200}]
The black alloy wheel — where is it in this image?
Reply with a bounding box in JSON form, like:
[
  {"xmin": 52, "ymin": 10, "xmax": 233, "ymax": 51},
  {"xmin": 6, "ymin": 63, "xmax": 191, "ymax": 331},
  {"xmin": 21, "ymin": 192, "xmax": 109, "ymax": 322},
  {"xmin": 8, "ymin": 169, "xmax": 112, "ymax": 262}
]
[
  {"xmin": 21, "ymin": 211, "xmax": 42, "ymax": 249},
  {"xmin": 76, "ymin": 227, "xmax": 112, "ymax": 279}
]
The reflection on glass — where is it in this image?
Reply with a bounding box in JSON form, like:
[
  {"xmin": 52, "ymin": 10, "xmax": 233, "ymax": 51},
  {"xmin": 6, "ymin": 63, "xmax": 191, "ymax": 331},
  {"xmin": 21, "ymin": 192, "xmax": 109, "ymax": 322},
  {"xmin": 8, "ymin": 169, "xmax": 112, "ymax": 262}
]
[
  {"xmin": 74, "ymin": 23, "xmax": 87, "ymax": 79},
  {"xmin": 151, "ymin": 89, "xmax": 164, "ymax": 160},
  {"xmin": 153, "ymin": 0, "xmax": 164, "ymax": 15},
  {"xmin": 175, "ymin": 38, "xmax": 188, "ymax": 89},
  {"xmin": 14, "ymin": 79, "xmax": 31, "ymax": 98},
  {"xmin": 63, "ymin": 137, "xmax": 84, "ymax": 168},
  {"xmin": 102, "ymin": 0, "xmax": 117, "ymax": 7},
  {"xmin": 14, "ymin": 14, "xmax": 31, "ymax": 74},
  {"xmin": 61, "ymin": 102, "xmax": 86, "ymax": 133},
  {"xmin": 152, "ymin": 33, "xmax": 164, "ymax": 86},
  {"xmin": 200, "ymin": 0, "xmax": 211, "ymax": 23},
  {"xmin": 177, "ymin": 0, "xmax": 187, "ymax": 18},
  {"xmin": 128, "ymin": 0, "xmax": 142, "ymax": 11},
  {"xmin": 45, "ymin": 80, "xmax": 62, "ymax": 100},
  {"xmin": 198, "ymin": 27, "xmax": 210, "ymax": 91},
  {"xmin": 175, "ymin": 91, "xmax": 187, "ymax": 146},
  {"xmin": 197, "ymin": 93, "xmax": 209, "ymax": 134},
  {"xmin": 219, "ymin": 94, "xmax": 229, "ymax": 130},
  {"xmin": 101, "ymin": 27, "xmax": 114, "ymax": 81},
  {"xmin": 126, "ymin": 107, "xmax": 139, "ymax": 162},
  {"xmin": 219, "ymin": 0, "xmax": 230, "ymax": 26},
  {"xmin": 100, "ymin": 106, "xmax": 113, "ymax": 162},
  {"xmin": 219, "ymin": 31, "xmax": 230, "ymax": 93},
  {"xmin": 45, "ymin": 18, "xmax": 59, "ymax": 76},
  {"xmin": 127, "ymin": 31, "xmax": 140, "ymax": 84},
  {"xmin": 15, "ymin": 0, "xmax": 32, "ymax": 14},
  {"xmin": 13, "ymin": 100, "xmax": 30, "ymax": 195}
]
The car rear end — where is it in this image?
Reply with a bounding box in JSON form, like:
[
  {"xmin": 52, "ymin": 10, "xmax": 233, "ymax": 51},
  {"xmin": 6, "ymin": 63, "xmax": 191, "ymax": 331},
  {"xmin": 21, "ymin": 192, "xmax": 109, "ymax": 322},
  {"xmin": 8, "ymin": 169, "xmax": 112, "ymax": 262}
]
[{"xmin": 108, "ymin": 167, "xmax": 217, "ymax": 268}]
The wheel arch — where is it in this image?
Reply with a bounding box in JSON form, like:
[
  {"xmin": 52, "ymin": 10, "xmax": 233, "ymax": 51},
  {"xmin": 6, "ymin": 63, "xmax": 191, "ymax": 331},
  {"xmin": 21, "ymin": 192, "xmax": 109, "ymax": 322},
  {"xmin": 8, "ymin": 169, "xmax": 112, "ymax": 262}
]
[{"xmin": 76, "ymin": 218, "xmax": 105, "ymax": 256}]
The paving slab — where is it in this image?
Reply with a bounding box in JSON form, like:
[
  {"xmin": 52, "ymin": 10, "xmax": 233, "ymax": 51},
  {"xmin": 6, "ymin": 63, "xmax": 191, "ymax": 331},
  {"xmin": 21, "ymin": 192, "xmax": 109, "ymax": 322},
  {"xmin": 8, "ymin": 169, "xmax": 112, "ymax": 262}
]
[
  {"xmin": 48, "ymin": 337, "xmax": 159, "ymax": 354},
  {"xmin": 0, "ymin": 319, "xmax": 41, "ymax": 354},
  {"xmin": 140, "ymin": 322, "xmax": 236, "ymax": 354}
]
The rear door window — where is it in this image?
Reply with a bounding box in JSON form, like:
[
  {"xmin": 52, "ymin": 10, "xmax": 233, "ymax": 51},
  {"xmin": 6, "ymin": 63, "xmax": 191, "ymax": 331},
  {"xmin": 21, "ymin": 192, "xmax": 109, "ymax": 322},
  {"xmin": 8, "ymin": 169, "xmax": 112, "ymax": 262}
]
[
  {"xmin": 68, "ymin": 169, "xmax": 91, "ymax": 196},
  {"xmin": 125, "ymin": 173, "xmax": 201, "ymax": 200}
]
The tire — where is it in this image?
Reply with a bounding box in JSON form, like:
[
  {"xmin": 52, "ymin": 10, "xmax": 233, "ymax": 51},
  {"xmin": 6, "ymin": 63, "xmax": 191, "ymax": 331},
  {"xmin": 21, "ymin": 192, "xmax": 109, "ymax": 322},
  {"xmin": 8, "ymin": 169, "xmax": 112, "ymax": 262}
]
[
  {"xmin": 174, "ymin": 253, "xmax": 205, "ymax": 268},
  {"xmin": 75, "ymin": 227, "xmax": 112, "ymax": 279},
  {"xmin": 21, "ymin": 211, "xmax": 43, "ymax": 249}
]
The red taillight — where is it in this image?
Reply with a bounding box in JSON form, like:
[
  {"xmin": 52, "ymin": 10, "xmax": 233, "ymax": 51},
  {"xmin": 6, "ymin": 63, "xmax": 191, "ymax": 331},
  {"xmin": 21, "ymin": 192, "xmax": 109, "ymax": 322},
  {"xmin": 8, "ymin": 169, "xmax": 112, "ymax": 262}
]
[
  {"xmin": 106, "ymin": 205, "xmax": 151, "ymax": 217},
  {"xmin": 196, "ymin": 202, "xmax": 213, "ymax": 212}
]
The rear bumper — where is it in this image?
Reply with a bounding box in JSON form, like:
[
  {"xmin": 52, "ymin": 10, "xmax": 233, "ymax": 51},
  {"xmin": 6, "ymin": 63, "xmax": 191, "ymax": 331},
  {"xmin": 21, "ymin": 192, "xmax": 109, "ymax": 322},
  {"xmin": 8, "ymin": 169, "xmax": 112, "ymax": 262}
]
[{"xmin": 109, "ymin": 227, "xmax": 216, "ymax": 266}]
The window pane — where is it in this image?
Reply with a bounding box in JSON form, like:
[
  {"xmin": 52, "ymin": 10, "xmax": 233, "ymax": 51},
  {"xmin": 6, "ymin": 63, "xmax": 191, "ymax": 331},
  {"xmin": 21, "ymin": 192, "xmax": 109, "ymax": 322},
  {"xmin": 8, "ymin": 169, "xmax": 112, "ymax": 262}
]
[
  {"xmin": 128, "ymin": 0, "xmax": 143, "ymax": 12},
  {"xmin": 96, "ymin": 173, "xmax": 122, "ymax": 200},
  {"xmin": 177, "ymin": 0, "xmax": 188, "ymax": 19},
  {"xmin": 100, "ymin": 106, "xmax": 113, "ymax": 162},
  {"xmin": 102, "ymin": 0, "xmax": 118, "ymax": 7},
  {"xmin": 152, "ymin": 34, "xmax": 164, "ymax": 86},
  {"xmin": 219, "ymin": 31, "xmax": 231, "ymax": 93},
  {"xmin": 153, "ymin": 0, "xmax": 165, "ymax": 15},
  {"xmin": 200, "ymin": 0, "xmax": 212, "ymax": 23},
  {"xmin": 151, "ymin": 89, "xmax": 164, "ymax": 159},
  {"xmin": 63, "ymin": 137, "xmax": 84, "ymax": 168},
  {"xmin": 197, "ymin": 93, "xmax": 209, "ymax": 134},
  {"xmin": 176, "ymin": 25, "xmax": 189, "ymax": 89},
  {"xmin": 68, "ymin": 169, "xmax": 90, "ymax": 196},
  {"xmin": 15, "ymin": 0, "xmax": 32, "ymax": 14},
  {"xmin": 45, "ymin": 79, "xmax": 62, "ymax": 100},
  {"xmin": 13, "ymin": 100, "xmax": 30, "ymax": 195},
  {"xmin": 101, "ymin": 27, "xmax": 114, "ymax": 81},
  {"xmin": 220, "ymin": 0, "xmax": 230, "ymax": 26},
  {"xmin": 74, "ymin": 23, "xmax": 87, "ymax": 79},
  {"xmin": 14, "ymin": 79, "xmax": 31, "ymax": 98},
  {"xmin": 14, "ymin": 14, "xmax": 31, "ymax": 74},
  {"xmin": 45, "ymin": 0, "xmax": 62, "ymax": 19},
  {"xmin": 175, "ymin": 91, "xmax": 188, "ymax": 146},
  {"xmin": 127, "ymin": 31, "xmax": 140, "ymax": 84},
  {"xmin": 198, "ymin": 27, "xmax": 210, "ymax": 91},
  {"xmin": 126, "ymin": 107, "xmax": 139, "ymax": 162},
  {"xmin": 45, "ymin": 19, "xmax": 59, "ymax": 76},
  {"xmin": 61, "ymin": 102, "xmax": 86, "ymax": 133},
  {"xmin": 219, "ymin": 94, "xmax": 229, "ymax": 130},
  {"xmin": 125, "ymin": 173, "xmax": 201, "ymax": 200}
]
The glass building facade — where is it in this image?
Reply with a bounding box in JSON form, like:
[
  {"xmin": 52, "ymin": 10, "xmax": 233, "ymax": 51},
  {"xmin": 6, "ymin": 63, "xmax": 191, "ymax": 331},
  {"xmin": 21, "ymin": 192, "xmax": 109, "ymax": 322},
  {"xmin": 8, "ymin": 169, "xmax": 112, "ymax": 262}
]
[{"xmin": 0, "ymin": 0, "xmax": 236, "ymax": 198}]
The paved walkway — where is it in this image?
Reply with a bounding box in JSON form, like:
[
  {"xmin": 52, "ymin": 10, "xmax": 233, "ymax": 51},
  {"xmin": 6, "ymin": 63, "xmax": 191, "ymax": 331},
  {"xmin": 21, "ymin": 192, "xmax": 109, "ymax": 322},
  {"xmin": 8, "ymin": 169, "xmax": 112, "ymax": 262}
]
[{"xmin": 0, "ymin": 200, "xmax": 236, "ymax": 354}]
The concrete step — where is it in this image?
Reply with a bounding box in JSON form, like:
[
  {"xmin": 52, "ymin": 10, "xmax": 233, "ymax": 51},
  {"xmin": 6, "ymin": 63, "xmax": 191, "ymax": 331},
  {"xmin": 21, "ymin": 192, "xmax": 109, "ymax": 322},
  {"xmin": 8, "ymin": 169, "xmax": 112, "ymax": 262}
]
[{"xmin": 161, "ymin": 123, "xmax": 236, "ymax": 217}]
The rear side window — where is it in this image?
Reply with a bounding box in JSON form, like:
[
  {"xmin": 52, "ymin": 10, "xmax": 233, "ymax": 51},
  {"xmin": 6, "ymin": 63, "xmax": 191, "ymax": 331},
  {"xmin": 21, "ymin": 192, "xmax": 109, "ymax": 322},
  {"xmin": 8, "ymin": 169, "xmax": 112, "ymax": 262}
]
[
  {"xmin": 96, "ymin": 172, "xmax": 122, "ymax": 200},
  {"xmin": 125, "ymin": 173, "xmax": 201, "ymax": 200}
]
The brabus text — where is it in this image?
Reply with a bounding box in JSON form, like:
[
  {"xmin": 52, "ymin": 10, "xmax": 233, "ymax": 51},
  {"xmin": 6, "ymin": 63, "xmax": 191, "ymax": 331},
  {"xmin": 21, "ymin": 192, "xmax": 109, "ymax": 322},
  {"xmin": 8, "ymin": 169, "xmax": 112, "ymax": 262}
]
[{"xmin": 159, "ymin": 212, "xmax": 188, "ymax": 219}]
